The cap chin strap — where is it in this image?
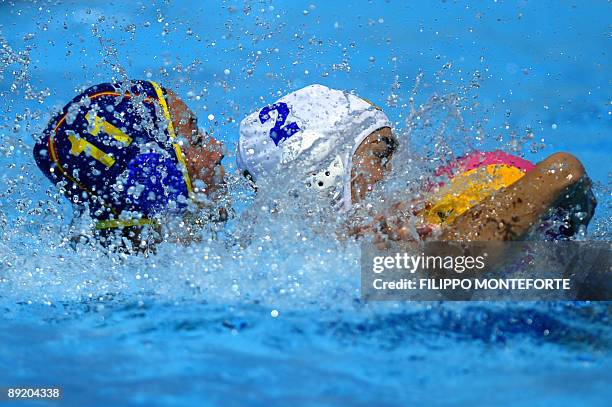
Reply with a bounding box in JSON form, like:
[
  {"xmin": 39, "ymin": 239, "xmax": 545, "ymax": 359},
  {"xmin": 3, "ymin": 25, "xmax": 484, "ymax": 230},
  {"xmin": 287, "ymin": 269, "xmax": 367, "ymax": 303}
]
[
  {"xmin": 95, "ymin": 218, "xmax": 158, "ymax": 230},
  {"xmin": 149, "ymin": 81, "xmax": 193, "ymax": 197}
]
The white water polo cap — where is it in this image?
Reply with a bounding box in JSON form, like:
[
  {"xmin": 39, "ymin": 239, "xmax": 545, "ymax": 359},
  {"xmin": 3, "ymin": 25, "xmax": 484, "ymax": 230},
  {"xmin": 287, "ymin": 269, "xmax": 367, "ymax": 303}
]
[{"xmin": 237, "ymin": 84, "xmax": 392, "ymax": 210}]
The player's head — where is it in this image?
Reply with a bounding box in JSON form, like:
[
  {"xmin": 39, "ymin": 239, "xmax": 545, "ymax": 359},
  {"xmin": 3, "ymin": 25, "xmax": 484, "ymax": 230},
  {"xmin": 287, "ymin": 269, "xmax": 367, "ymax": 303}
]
[
  {"xmin": 165, "ymin": 89, "xmax": 225, "ymax": 200},
  {"xmin": 237, "ymin": 84, "xmax": 394, "ymax": 210},
  {"xmin": 33, "ymin": 80, "xmax": 225, "ymax": 231}
]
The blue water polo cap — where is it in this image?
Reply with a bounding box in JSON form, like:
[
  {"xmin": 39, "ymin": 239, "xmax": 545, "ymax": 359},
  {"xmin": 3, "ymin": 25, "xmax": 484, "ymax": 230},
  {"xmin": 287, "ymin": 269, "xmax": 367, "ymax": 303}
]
[{"xmin": 33, "ymin": 80, "xmax": 193, "ymax": 229}]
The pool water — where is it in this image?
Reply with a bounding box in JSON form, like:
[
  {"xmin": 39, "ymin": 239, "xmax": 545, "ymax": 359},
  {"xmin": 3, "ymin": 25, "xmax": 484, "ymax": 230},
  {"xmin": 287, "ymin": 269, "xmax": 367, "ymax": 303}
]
[{"xmin": 0, "ymin": 1, "xmax": 610, "ymax": 406}]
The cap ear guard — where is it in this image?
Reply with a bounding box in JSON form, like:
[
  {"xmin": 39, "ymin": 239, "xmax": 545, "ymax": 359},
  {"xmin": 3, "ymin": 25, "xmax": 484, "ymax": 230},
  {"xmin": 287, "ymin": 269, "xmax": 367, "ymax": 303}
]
[
  {"xmin": 125, "ymin": 152, "xmax": 188, "ymax": 216},
  {"xmin": 305, "ymin": 154, "xmax": 344, "ymax": 189}
]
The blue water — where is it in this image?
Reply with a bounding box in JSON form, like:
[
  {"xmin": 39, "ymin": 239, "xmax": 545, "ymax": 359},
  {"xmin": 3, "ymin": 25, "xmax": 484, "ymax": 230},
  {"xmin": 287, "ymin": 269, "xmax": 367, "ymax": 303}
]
[{"xmin": 0, "ymin": 1, "xmax": 610, "ymax": 406}]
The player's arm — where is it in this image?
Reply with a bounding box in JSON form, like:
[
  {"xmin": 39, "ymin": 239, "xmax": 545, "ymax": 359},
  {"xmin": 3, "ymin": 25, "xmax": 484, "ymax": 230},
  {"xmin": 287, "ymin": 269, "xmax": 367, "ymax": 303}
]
[{"xmin": 440, "ymin": 152, "xmax": 597, "ymax": 241}]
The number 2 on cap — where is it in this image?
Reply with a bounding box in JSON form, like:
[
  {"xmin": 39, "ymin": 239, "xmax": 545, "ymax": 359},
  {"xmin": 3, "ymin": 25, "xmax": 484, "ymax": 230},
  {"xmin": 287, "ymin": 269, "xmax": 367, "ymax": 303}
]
[{"xmin": 259, "ymin": 102, "xmax": 300, "ymax": 146}]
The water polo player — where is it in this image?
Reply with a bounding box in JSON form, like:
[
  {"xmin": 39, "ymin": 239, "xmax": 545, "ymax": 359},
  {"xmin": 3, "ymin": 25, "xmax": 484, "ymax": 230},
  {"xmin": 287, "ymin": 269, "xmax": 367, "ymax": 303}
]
[
  {"xmin": 33, "ymin": 80, "xmax": 226, "ymax": 251},
  {"xmin": 237, "ymin": 84, "xmax": 596, "ymax": 241},
  {"xmin": 238, "ymin": 84, "xmax": 395, "ymax": 212}
]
